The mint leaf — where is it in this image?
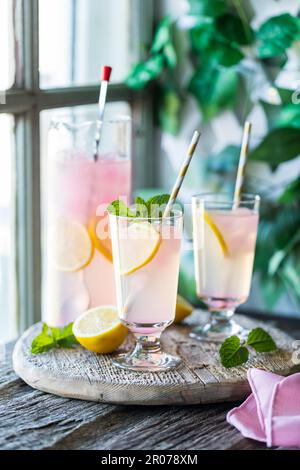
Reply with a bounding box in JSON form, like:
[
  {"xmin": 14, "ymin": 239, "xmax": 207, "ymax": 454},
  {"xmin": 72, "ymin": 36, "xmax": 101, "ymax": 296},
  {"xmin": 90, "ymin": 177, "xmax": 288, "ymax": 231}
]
[
  {"xmin": 107, "ymin": 200, "xmax": 135, "ymax": 217},
  {"xmin": 107, "ymin": 194, "xmax": 172, "ymax": 220},
  {"xmin": 134, "ymin": 196, "xmax": 148, "ymax": 217},
  {"xmin": 246, "ymin": 327, "xmax": 277, "ymax": 352},
  {"xmin": 31, "ymin": 323, "xmax": 78, "ymax": 354},
  {"xmin": 31, "ymin": 324, "xmax": 55, "ymax": 354},
  {"xmin": 147, "ymin": 194, "xmax": 170, "ymax": 218},
  {"xmin": 219, "ymin": 335, "xmax": 249, "ymax": 368}
]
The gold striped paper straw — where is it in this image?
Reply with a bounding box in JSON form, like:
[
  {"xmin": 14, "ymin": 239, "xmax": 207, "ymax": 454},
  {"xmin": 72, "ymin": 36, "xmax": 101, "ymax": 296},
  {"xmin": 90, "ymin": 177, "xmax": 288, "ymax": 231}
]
[
  {"xmin": 163, "ymin": 130, "xmax": 201, "ymax": 218},
  {"xmin": 233, "ymin": 121, "xmax": 252, "ymax": 204}
]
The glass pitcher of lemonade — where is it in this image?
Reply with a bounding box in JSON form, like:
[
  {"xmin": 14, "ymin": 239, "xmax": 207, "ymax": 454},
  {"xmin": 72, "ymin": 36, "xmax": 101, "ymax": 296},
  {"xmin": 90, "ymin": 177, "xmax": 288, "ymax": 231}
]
[{"xmin": 42, "ymin": 116, "xmax": 131, "ymax": 326}]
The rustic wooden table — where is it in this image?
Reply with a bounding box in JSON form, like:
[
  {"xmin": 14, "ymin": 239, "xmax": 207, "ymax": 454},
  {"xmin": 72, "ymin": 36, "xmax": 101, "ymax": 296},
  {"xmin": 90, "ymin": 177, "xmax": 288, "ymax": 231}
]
[{"xmin": 1, "ymin": 312, "xmax": 299, "ymax": 450}]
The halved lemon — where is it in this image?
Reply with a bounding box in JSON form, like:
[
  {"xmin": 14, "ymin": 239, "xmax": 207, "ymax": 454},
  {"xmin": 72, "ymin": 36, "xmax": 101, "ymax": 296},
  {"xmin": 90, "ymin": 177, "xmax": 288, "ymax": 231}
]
[
  {"xmin": 119, "ymin": 221, "xmax": 161, "ymax": 276},
  {"xmin": 89, "ymin": 215, "xmax": 113, "ymax": 262},
  {"xmin": 174, "ymin": 294, "xmax": 193, "ymax": 324},
  {"xmin": 73, "ymin": 306, "xmax": 128, "ymax": 354},
  {"xmin": 204, "ymin": 212, "xmax": 228, "ymax": 256},
  {"xmin": 49, "ymin": 219, "xmax": 93, "ymax": 272}
]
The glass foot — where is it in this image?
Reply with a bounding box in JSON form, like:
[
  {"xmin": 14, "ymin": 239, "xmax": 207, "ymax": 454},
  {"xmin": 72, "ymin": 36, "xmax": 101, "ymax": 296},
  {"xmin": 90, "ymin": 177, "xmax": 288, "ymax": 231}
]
[
  {"xmin": 190, "ymin": 319, "xmax": 248, "ymax": 343},
  {"xmin": 113, "ymin": 351, "xmax": 181, "ymax": 372}
]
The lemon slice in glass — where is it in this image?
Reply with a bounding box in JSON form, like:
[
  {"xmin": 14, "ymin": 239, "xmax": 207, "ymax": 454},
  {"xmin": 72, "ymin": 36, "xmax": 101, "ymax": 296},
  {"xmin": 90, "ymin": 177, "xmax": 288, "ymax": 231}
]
[
  {"xmin": 73, "ymin": 306, "xmax": 128, "ymax": 354},
  {"xmin": 88, "ymin": 215, "xmax": 113, "ymax": 262},
  {"xmin": 204, "ymin": 212, "xmax": 228, "ymax": 256},
  {"xmin": 49, "ymin": 219, "xmax": 93, "ymax": 272},
  {"xmin": 119, "ymin": 221, "xmax": 161, "ymax": 276}
]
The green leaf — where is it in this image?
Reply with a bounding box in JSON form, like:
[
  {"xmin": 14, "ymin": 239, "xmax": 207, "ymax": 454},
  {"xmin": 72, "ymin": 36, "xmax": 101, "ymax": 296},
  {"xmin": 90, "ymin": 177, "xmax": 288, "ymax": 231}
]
[
  {"xmin": 201, "ymin": 39, "xmax": 244, "ymax": 67},
  {"xmin": 279, "ymin": 175, "xmax": 300, "ymax": 204},
  {"xmin": 31, "ymin": 324, "xmax": 54, "ymax": 354},
  {"xmin": 147, "ymin": 194, "xmax": 170, "ymax": 218},
  {"xmin": 280, "ymin": 256, "xmax": 300, "ymax": 305},
  {"xmin": 249, "ymin": 127, "xmax": 300, "ymax": 166},
  {"xmin": 256, "ymin": 14, "xmax": 300, "ymax": 59},
  {"xmin": 163, "ymin": 43, "xmax": 177, "ymax": 68},
  {"xmin": 277, "ymin": 87, "xmax": 297, "ymax": 105},
  {"xmin": 190, "ymin": 21, "xmax": 215, "ymax": 52},
  {"xmin": 135, "ymin": 196, "xmax": 147, "ymax": 206},
  {"xmin": 55, "ymin": 323, "xmax": 77, "ymax": 348},
  {"xmin": 31, "ymin": 323, "xmax": 78, "ymax": 354},
  {"xmin": 134, "ymin": 196, "xmax": 148, "ymax": 218},
  {"xmin": 157, "ymin": 88, "xmax": 181, "ymax": 135},
  {"xmin": 277, "ymin": 104, "xmax": 300, "ymax": 129},
  {"xmin": 107, "ymin": 200, "xmax": 135, "ymax": 217},
  {"xmin": 189, "ymin": 65, "xmax": 238, "ymax": 120},
  {"xmin": 188, "ymin": 0, "xmax": 227, "ymax": 18},
  {"xmin": 219, "ymin": 336, "xmax": 249, "ymax": 368},
  {"xmin": 125, "ymin": 55, "xmax": 164, "ymax": 90},
  {"xmin": 260, "ymin": 274, "xmax": 284, "ymax": 310},
  {"xmin": 190, "ymin": 21, "xmax": 244, "ymax": 67},
  {"xmin": 246, "ymin": 328, "xmax": 277, "ymax": 352},
  {"xmin": 216, "ymin": 13, "xmax": 254, "ymax": 45},
  {"xmin": 151, "ymin": 16, "xmax": 173, "ymax": 54},
  {"xmin": 268, "ymin": 232, "xmax": 300, "ymax": 276}
]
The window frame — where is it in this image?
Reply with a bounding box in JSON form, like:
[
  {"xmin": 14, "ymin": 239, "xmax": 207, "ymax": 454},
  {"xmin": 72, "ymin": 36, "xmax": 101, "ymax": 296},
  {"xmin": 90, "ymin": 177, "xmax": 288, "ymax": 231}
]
[{"xmin": 0, "ymin": 0, "xmax": 154, "ymax": 332}]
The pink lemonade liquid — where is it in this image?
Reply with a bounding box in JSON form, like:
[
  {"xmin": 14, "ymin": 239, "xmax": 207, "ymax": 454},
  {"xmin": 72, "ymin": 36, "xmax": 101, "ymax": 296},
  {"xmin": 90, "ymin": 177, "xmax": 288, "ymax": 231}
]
[
  {"xmin": 193, "ymin": 207, "xmax": 259, "ymax": 310},
  {"xmin": 43, "ymin": 152, "xmax": 131, "ymax": 326},
  {"xmin": 110, "ymin": 222, "xmax": 182, "ymax": 335}
]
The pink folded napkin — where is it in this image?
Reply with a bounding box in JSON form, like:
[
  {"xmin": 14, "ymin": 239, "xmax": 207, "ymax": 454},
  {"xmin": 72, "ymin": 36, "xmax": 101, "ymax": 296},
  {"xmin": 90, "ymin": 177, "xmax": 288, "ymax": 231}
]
[{"xmin": 227, "ymin": 368, "xmax": 300, "ymax": 448}]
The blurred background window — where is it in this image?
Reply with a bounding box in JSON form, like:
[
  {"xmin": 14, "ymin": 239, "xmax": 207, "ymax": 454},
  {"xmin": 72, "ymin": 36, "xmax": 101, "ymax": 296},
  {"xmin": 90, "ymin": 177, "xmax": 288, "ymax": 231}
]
[
  {"xmin": 0, "ymin": 114, "xmax": 17, "ymax": 342},
  {"xmin": 0, "ymin": 0, "xmax": 151, "ymax": 342},
  {"xmin": 39, "ymin": 0, "xmax": 132, "ymax": 88}
]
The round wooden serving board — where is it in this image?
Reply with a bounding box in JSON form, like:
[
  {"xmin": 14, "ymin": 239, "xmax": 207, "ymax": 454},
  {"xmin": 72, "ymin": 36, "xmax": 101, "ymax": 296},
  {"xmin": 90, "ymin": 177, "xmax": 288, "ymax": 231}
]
[{"xmin": 13, "ymin": 312, "xmax": 300, "ymax": 405}]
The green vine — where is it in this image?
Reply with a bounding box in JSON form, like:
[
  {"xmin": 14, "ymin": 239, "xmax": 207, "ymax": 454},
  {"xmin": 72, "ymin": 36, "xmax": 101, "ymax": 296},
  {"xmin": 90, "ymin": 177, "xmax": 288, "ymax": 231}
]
[{"xmin": 125, "ymin": 0, "xmax": 300, "ymax": 313}]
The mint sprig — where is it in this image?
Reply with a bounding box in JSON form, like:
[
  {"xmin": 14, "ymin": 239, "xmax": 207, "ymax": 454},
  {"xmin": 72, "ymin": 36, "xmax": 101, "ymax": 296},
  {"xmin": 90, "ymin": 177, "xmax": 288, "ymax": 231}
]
[
  {"xmin": 219, "ymin": 327, "xmax": 277, "ymax": 368},
  {"xmin": 31, "ymin": 323, "xmax": 78, "ymax": 354},
  {"xmin": 106, "ymin": 199, "xmax": 135, "ymax": 218},
  {"xmin": 107, "ymin": 194, "xmax": 171, "ymax": 219}
]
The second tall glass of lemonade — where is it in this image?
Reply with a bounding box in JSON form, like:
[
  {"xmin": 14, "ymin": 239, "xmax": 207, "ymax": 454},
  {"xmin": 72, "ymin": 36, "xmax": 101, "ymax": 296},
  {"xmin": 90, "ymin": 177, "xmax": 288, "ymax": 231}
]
[
  {"xmin": 42, "ymin": 117, "xmax": 131, "ymax": 326},
  {"xmin": 192, "ymin": 193, "xmax": 260, "ymax": 342}
]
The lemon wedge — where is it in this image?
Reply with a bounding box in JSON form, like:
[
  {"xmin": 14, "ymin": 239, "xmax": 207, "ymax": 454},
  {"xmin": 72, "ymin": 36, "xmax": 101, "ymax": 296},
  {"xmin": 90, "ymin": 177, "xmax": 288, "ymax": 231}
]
[
  {"xmin": 89, "ymin": 215, "xmax": 113, "ymax": 262},
  {"xmin": 174, "ymin": 294, "xmax": 193, "ymax": 324},
  {"xmin": 73, "ymin": 306, "xmax": 128, "ymax": 354},
  {"xmin": 204, "ymin": 212, "xmax": 228, "ymax": 256},
  {"xmin": 49, "ymin": 219, "xmax": 93, "ymax": 272},
  {"xmin": 119, "ymin": 221, "xmax": 161, "ymax": 276}
]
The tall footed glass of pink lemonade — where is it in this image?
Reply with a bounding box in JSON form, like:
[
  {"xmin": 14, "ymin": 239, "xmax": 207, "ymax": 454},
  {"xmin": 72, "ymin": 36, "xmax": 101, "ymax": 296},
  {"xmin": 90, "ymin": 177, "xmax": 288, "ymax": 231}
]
[
  {"xmin": 109, "ymin": 209, "xmax": 183, "ymax": 372},
  {"xmin": 42, "ymin": 117, "xmax": 131, "ymax": 326},
  {"xmin": 191, "ymin": 193, "xmax": 260, "ymax": 342}
]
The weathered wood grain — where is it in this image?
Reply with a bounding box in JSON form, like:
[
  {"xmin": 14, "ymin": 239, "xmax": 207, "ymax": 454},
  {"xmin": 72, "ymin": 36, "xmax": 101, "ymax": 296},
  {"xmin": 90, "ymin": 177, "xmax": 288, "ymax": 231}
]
[
  {"xmin": 1, "ymin": 311, "xmax": 300, "ymax": 450},
  {"xmin": 12, "ymin": 311, "xmax": 300, "ymax": 405}
]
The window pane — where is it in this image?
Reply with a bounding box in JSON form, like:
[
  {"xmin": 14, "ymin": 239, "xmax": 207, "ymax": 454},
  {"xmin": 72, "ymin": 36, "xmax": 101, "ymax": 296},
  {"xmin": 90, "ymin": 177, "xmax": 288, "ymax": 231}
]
[
  {"xmin": 39, "ymin": 0, "xmax": 133, "ymax": 88},
  {"xmin": 0, "ymin": 114, "xmax": 17, "ymax": 342},
  {"xmin": 0, "ymin": 0, "xmax": 22, "ymax": 91}
]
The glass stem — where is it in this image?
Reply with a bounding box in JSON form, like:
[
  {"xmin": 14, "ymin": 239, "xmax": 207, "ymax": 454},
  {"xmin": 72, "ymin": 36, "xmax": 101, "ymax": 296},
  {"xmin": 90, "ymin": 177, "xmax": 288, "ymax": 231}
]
[
  {"xmin": 132, "ymin": 332, "xmax": 162, "ymax": 357},
  {"xmin": 210, "ymin": 309, "xmax": 235, "ymax": 324}
]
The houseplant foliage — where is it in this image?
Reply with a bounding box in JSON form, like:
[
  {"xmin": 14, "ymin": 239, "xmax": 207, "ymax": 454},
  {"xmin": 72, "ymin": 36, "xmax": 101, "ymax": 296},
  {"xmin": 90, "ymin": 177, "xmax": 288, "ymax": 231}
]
[{"xmin": 125, "ymin": 0, "xmax": 300, "ymax": 312}]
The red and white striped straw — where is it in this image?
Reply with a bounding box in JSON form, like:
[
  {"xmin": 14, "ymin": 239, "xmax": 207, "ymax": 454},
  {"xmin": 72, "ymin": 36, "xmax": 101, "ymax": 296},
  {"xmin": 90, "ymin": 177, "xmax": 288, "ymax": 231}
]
[
  {"xmin": 163, "ymin": 130, "xmax": 201, "ymax": 218},
  {"xmin": 233, "ymin": 121, "xmax": 252, "ymax": 204},
  {"xmin": 93, "ymin": 65, "xmax": 113, "ymax": 161}
]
